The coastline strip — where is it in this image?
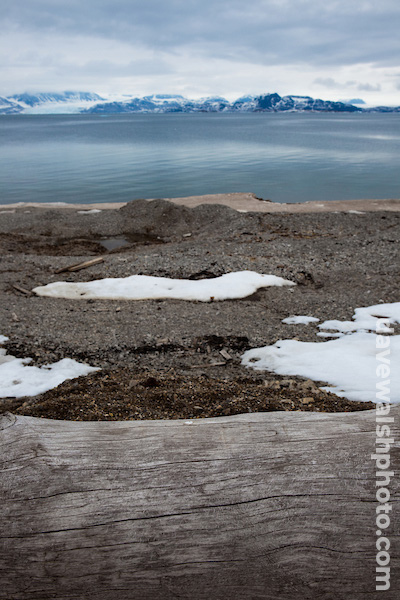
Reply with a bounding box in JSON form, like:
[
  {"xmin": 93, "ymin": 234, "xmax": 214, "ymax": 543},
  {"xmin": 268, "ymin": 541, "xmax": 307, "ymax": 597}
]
[{"xmin": 1, "ymin": 193, "xmax": 400, "ymax": 213}]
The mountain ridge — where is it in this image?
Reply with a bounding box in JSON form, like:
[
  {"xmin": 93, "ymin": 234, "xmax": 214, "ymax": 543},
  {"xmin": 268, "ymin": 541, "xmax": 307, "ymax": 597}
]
[{"xmin": 0, "ymin": 91, "xmax": 399, "ymax": 115}]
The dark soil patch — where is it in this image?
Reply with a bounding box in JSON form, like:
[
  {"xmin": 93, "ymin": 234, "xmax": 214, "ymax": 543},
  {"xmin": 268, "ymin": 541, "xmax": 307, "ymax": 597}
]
[
  {"xmin": 1, "ymin": 368, "xmax": 374, "ymax": 421},
  {"xmin": 0, "ymin": 233, "xmax": 104, "ymax": 256},
  {"xmin": 0, "ymin": 232, "xmax": 163, "ymax": 256}
]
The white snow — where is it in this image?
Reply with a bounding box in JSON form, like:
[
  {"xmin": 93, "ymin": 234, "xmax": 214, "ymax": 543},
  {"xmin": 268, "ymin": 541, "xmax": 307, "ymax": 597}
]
[
  {"xmin": 77, "ymin": 209, "xmax": 102, "ymax": 214},
  {"xmin": 317, "ymin": 332, "xmax": 344, "ymax": 338},
  {"xmin": 242, "ymin": 302, "xmax": 400, "ymax": 403},
  {"xmin": 282, "ymin": 315, "xmax": 319, "ymax": 325},
  {"xmin": 242, "ymin": 332, "xmax": 400, "ymax": 403},
  {"xmin": 23, "ymin": 101, "xmax": 101, "ymax": 115},
  {"xmin": 0, "ymin": 338, "xmax": 99, "ymax": 398},
  {"xmin": 319, "ymin": 302, "xmax": 400, "ymax": 334},
  {"xmin": 32, "ymin": 271, "xmax": 296, "ymax": 301}
]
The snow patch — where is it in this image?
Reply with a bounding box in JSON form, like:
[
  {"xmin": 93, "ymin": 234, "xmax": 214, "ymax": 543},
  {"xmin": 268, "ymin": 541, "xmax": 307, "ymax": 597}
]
[
  {"xmin": 317, "ymin": 332, "xmax": 344, "ymax": 339},
  {"xmin": 243, "ymin": 302, "xmax": 400, "ymax": 403},
  {"xmin": 282, "ymin": 315, "xmax": 319, "ymax": 325},
  {"xmin": 0, "ymin": 337, "xmax": 99, "ymax": 398},
  {"xmin": 319, "ymin": 302, "xmax": 400, "ymax": 334},
  {"xmin": 33, "ymin": 271, "xmax": 296, "ymax": 301}
]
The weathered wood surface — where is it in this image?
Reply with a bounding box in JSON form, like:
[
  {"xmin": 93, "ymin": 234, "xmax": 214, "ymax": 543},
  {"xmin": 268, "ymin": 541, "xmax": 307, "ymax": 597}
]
[{"xmin": 1, "ymin": 409, "xmax": 399, "ymax": 600}]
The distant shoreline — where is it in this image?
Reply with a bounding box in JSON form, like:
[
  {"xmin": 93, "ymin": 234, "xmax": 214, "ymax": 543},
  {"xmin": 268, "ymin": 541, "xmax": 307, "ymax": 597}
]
[
  {"xmin": 1, "ymin": 193, "xmax": 400, "ymax": 213},
  {"xmin": 2, "ymin": 91, "xmax": 400, "ymax": 115}
]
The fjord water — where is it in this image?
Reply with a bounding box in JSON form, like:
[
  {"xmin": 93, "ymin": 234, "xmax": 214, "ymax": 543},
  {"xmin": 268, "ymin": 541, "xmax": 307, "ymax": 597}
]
[{"xmin": 0, "ymin": 112, "xmax": 399, "ymax": 205}]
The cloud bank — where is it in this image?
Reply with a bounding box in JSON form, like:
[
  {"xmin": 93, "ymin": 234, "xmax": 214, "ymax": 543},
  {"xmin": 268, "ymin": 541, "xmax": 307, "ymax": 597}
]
[{"xmin": 2, "ymin": 0, "xmax": 400, "ymax": 105}]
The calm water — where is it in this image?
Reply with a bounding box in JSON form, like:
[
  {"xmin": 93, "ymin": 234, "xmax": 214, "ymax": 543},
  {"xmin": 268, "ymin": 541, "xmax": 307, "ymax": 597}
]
[{"xmin": 0, "ymin": 112, "xmax": 399, "ymax": 205}]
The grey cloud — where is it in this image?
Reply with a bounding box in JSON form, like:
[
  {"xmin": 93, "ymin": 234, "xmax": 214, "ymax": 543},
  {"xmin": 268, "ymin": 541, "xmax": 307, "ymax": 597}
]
[
  {"xmin": 314, "ymin": 78, "xmax": 341, "ymax": 89},
  {"xmin": 3, "ymin": 0, "xmax": 400, "ymax": 69},
  {"xmin": 314, "ymin": 78, "xmax": 380, "ymax": 92},
  {"xmin": 357, "ymin": 82, "xmax": 381, "ymax": 92},
  {"xmin": 64, "ymin": 59, "xmax": 173, "ymax": 78}
]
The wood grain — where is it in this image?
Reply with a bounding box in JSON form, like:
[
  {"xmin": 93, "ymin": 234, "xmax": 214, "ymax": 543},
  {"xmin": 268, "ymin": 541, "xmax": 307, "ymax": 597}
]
[{"xmin": 1, "ymin": 409, "xmax": 399, "ymax": 599}]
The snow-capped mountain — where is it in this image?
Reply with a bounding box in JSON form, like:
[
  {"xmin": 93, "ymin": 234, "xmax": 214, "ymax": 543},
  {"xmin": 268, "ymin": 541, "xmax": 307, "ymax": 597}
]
[
  {"xmin": 84, "ymin": 93, "xmax": 361, "ymax": 114},
  {"xmin": 2, "ymin": 92, "xmax": 104, "ymax": 114},
  {"xmin": 84, "ymin": 94, "xmax": 233, "ymax": 114},
  {"xmin": 0, "ymin": 96, "xmax": 22, "ymax": 114},
  {"xmin": 254, "ymin": 94, "xmax": 361, "ymax": 112},
  {"xmin": 0, "ymin": 91, "xmax": 398, "ymax": 115},
  {"xmin": 366, "ymin": 105, "xmax": 400, "ymax": 113}
]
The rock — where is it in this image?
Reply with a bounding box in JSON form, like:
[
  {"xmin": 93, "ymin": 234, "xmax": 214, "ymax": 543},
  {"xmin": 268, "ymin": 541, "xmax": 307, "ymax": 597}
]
[{"xmin": 301, "ymin": 397, "xmax": 314, "ymax": 405}]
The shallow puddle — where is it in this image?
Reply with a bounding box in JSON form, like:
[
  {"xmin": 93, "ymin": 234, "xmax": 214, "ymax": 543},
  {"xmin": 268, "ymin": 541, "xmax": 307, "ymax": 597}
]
[
  {"xmin": 99, "ymin": 233, "xmax": 163, "ymax": 251},
  {"xmin": 99, "ymin": 237, "xmax": 131, "ymax": 251}
]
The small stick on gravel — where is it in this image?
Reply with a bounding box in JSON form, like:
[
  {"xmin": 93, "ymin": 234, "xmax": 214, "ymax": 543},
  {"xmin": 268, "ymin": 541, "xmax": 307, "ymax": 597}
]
[
  {"xmin": 11, "ymin": 284, "xmax": 35, "ymax": 296},
  {"xmin": 190, "ymin": 361, "xmax": 227, "ymax": 368},
  {"xmin": 54, "ymin": 257, "xmax": 105, "ymax": 274}
]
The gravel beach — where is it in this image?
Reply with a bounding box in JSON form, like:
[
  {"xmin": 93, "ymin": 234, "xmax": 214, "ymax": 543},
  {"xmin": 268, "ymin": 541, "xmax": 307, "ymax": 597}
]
[{"xmin": 1, "ymin": 194, "xmax": 399, "ymax": 419}]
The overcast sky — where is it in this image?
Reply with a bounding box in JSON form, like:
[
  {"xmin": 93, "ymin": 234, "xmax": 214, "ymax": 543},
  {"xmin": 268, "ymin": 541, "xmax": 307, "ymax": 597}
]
[{"xmin": 1, "ymin": 0, "xmax": 400, "ymax": 105}]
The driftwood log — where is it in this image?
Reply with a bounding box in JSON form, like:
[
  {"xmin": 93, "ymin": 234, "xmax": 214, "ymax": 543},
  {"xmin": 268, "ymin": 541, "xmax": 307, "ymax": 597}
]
[{"xmin": 1, "ymin": 408, "xmax": 399, "ymax": 600}]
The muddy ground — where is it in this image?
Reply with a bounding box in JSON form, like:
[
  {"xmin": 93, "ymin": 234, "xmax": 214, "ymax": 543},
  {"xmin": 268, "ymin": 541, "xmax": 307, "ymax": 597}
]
[{"xmin": 1, "ymin": 197, "xmax": 399, "ymax": 419}]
